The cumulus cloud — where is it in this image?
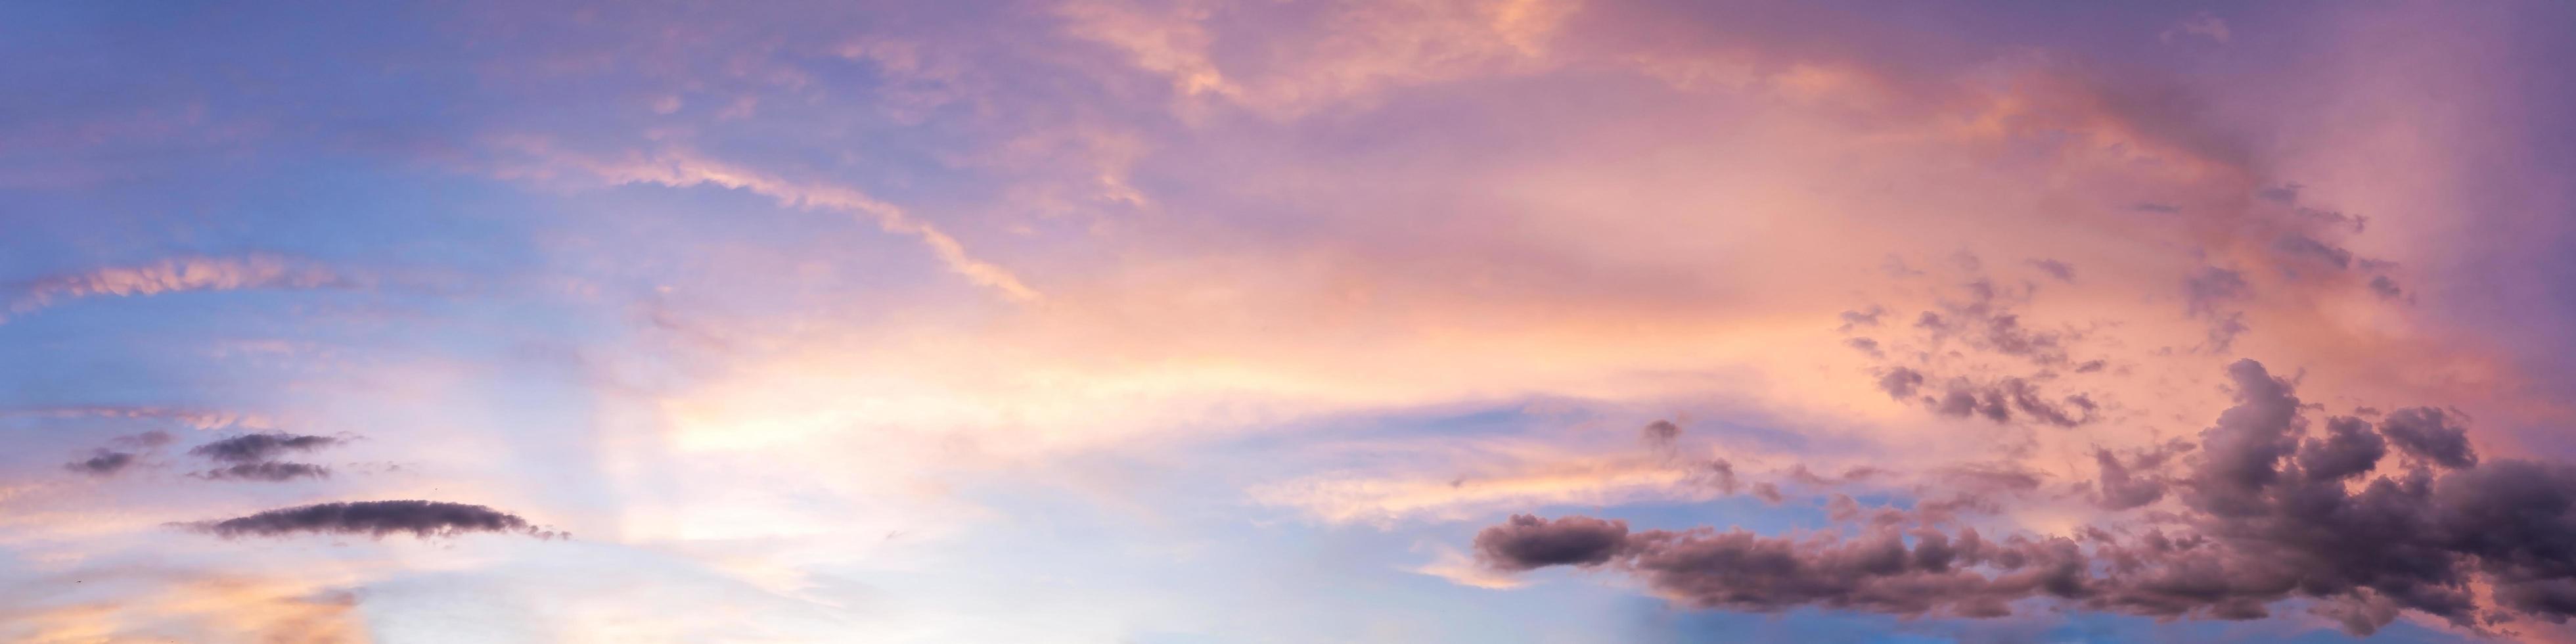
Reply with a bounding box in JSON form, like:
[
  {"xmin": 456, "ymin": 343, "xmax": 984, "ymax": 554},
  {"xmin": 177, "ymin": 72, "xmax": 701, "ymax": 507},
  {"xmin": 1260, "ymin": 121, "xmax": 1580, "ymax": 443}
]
[
  {"xmin": 2379, "ymin": 407, "xmax": 2477, "ymax": 469},
  {"xmin": 187, "ymin": 432, "xmax": 345, "ymax": 463},
  {"xmin": 180, "ymin": 500, "xmax": 561, "ymax": 540},
  {"xmin": 1474, "ymin": 359, "xmax": 2576, "ymax": 634}
]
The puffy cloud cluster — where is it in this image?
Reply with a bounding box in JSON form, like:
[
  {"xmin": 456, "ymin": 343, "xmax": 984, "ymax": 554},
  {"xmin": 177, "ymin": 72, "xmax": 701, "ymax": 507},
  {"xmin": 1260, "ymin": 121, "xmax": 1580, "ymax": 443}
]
[{"xmin": 1476, "ymin": 359, "xmax": 2576, "ymax": 635}]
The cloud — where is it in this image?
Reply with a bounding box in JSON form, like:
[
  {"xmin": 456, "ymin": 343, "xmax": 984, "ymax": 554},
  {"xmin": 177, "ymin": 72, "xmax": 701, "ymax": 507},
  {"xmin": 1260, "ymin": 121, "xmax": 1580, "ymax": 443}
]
[
  {"xmin": 2369, "ymin": 275, "xmax": 2405, "ymax": 300},
  {"xmin": 2296, "ymin": 416, "xmax": 2385, "ymax": 481},
  {"xmin": 193, "ymin": 461, "xmax": 332, "ymax": 482},
  {"xmin": 491, "ymin": 143, "xmax": 1040, "ymax": 303},
  {"xmin": 1902, "ymin": 375, "xmax": 2094, "ymax": 428},
  {"xmin": 1640, "ymin": 419, "xmax": 1681, "ymax": 448},
  {"xmin": 1473, "ymin": 359, "xmax": 2576, "ymax": 635},
  {"xmin": 2378, "ymin": 407, "xmax": 2477, "ymax": 469},
  {"xmin": 1474, "ymin": 514, "xmax": 1628, "ymax": 571},
  {"xmin": 2272, "ymin": 234, "xmax": 2353, "ymax": 269},
  {"xmin": 1, "ymin": 254, "xmax": 359, "ymax": 323},
  {"xmin": 2091, "ymin": 449, "xmax": 2165, "ymax": 510},
  {"xmin": 65, "ymin": 450, "xmax": 137, "ymax": 476},
  {"xmin": 187, "ymin": 433, "xmax": 345, "ymax": 463},
  {"xmin": 2029, "ymin": 260, "xmax": 2075, "ymax": 282},
  {"xmin": 0, "ymin": 405, "xmax": 275, "ymax": 430},
  {"xmin": 180, "ymin": 500, "xmax": 560, "ymax": 540}
]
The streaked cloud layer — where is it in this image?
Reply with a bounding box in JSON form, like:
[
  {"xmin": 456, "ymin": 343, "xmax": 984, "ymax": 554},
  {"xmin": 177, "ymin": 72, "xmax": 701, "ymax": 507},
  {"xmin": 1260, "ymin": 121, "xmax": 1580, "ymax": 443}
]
[{"xmin": 5, "ymin": 1, "xmax": 2575, "ymax": 641}]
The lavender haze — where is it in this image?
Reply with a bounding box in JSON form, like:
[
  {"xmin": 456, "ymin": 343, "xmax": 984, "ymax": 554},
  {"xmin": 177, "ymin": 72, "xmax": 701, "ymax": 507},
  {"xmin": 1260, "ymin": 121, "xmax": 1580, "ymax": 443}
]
[{"xmin": 5, "ymin": 1, "xmax": 2575, "ymax": 641}]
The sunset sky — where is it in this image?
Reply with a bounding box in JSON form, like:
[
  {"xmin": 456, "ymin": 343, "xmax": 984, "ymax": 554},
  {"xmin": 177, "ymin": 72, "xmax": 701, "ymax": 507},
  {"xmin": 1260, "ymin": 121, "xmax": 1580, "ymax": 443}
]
[{"xmin": 7, "ymin": 1, "xmax": 2576, "ymax": 642}]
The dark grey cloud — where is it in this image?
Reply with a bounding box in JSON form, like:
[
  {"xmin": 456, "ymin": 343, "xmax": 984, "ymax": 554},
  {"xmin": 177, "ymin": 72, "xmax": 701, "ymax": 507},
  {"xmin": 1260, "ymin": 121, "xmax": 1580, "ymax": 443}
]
[
  {"xmin": 2131, "ymin": 202, "xmax": 2182, "ymax": 214},
  {"xmin": 66, "ymin": 450, "xmax": 136, "ymax": 476},
  {"xmin": 194, "ymin": 461, "xmax": 331, "ymax": 482},
  {"xmin": 181, "ymin": 500, "xmax": 560, "ymax": 540},
  {"xmin": 2182, "ymin": 268, "xmax": 2253, "ymax": 352},
  {"xmin": 2297, "ymin": 416, "xmax": 2386, "ymax": 481},
  {"xmin": 1915, "ymin": 377, "xmax": 2094, "ymax": 428},
  {"xmin": 1877, "ymin": 367, "xmax": 1926, "ymax": 399},
  {"xmin": 189, "ymin": 432, "xmax": 344, "ymax": 463},
  {"xmin": 1838, "ymin": 306, "xmax": 1886, "ymax": 331},
  {"xmin": 2029, "ymin": 260, "xmax": 2075, "ymax": 282},
  {"xmin": 2295, "ymin": 206, "xmax": 2369, "ymax": 234},
  {"xmin": 1844, "ymin": 336, "xmax": 1884, "ymax": 358},
  {"xmin": 1475, "ymin": 359, "xmax": 2576, "ymax": 635},
  {"xmin": 2092, "ymin": 449, "xmax": 2166, "ymax": 511},
  {"xmin": 1642, "ymin": 420, "xmax": 1681, "ymax": 448},
  {"xmin": 2378, "ymin": 407, "xmax": 2476, "ymax": 469},
  {"xmin": 1903, "ymin": 279, "xmax": 2078, "ymax": 367},
  {"xmin": 2273, "ymin": 234, "xmax": 2353, "ymax": 269},
  {"xmin": 1474, "ymin": 514, "xmax": 1628, "ymax": 571},
  {"xmin": 1932, "ymin": 384, "xmax": 2010, "ymax": 423},
  {"xmin": 2184, "ymin": 267, "xmax": 2249, "ymax": 317},
  {"xmin": 2370, "ymin": 275, "xmax": 2405, "ymax": 300},
  {"xmin": 1698, "ymin": 459, "xmax": 1740, "ymax": 495}
]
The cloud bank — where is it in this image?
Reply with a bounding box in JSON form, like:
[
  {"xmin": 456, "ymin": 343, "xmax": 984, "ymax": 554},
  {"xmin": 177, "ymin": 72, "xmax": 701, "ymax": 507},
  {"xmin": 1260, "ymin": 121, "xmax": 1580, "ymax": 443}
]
[{"xmin": 1477, "ymin": 360, "xmax": 2576, "ymax": 635}]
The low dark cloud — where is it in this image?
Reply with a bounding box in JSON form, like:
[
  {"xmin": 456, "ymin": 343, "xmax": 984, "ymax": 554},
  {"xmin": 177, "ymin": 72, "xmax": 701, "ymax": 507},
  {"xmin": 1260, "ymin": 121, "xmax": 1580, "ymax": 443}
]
[
  {"xmin": 1474, "ymin": 359, "xmax": 2576, "ymax": 635},
  {"xmin": 194, "ymin": 461, "xmax": 331, "ymax": 482},
  {"xmin": 2273, "ymin": 234, "xmax": 2354, "ymax": 269},
  {"xmin": 2379, "ymin": 407, "xmax": 2476, "ymax": 469},
  {"xmin": 1844, "ymin": 336, "xmax": 1884, "ymax": 358},
  {"xmin": 2184, "ymin": 267, "xmax": 2249, "ymax": 317},
  {"xmin": 1876, "ymin": 367, "xmax": 1926, "ymax": 399},
  {"xmin": 181, "ymin": 500, "xmax": 560, "ymax": 540},
  {"xmin": 2370, "ymin": 275, "xmax": 2405, "ymax": 300},
  {"xmin": 1698, "ymin": 459, "xmax": 1740, "ymax": 495},
  {"xmin": 189, "ymin": 433, "xmax": 344, "ymax": 463},
  {"xmin": 1474, "ymin": 515, "xmax": 1628, "ymax": 571},
  {"xmin": 1838, "ymin": 306, "xmax": 1886, "ymax": 331},
  {"xmin": 2297, "ymin": 416, "xmax": 2385, "ymax": 481},
  {"xmin": 66, "ymin": 450, "xmax": 136, "ymax": 476},
  {"xmin": 1642, "ymin": 420, "xmax": 1681, "ymax": 448},
  {"xmin": 1750, "ymin": 482, "xmax": 1785, "ymax": 504},
  {"xmin": 1910, "ymin": 376, "xmax": 2095, "ymax": 428},
  {"xmin": 2030, "ymin": 259, "xmax": 2075, "ymax": 282},
  {"xmin": 1907, "ymin": 280, "xmax": 2075, "ymax": 367},
  {"xmin": 2092, "ymin": 449, "xmax": 2166, "ymax": 510}
]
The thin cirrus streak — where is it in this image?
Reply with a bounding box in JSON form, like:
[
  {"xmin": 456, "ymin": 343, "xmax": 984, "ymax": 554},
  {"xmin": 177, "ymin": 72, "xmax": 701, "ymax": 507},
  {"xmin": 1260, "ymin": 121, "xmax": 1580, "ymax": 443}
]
[{"xmin": 0, "ymin": 254, "xmax": 359, "ymax": 323}]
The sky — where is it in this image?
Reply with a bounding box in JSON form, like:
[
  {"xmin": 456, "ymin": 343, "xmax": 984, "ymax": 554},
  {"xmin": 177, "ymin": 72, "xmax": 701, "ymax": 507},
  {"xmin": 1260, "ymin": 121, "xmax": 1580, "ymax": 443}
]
[{"xmin": 5, "ymin": 1, "xmax": 2576, "ymax": 642}]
